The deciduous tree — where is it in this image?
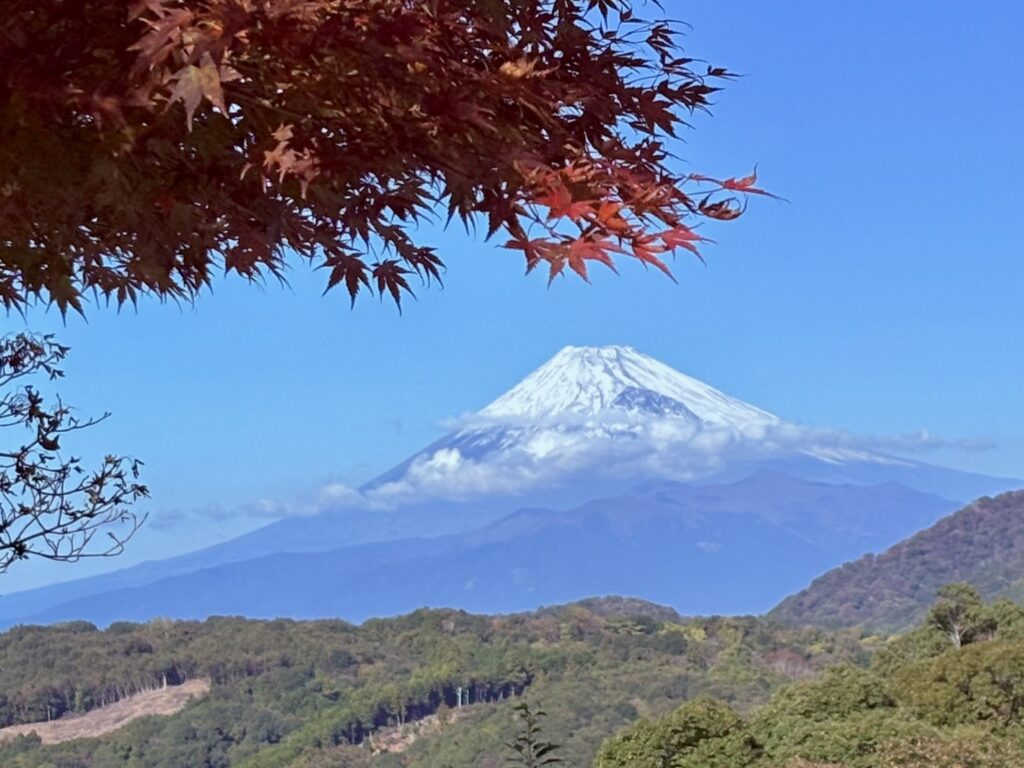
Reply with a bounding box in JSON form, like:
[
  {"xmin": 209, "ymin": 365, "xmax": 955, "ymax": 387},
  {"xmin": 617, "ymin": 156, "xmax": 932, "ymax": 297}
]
[
  {"xmin": 927, "ymin": 583, "xmax": 995, "ymax": 650},
  {"xmin": 0, "ymin": 333, "xmax": 147, "ymax": 575},
  {"xmin": 0, "ymin": 0, "xmax": 769, "ymax": 314}
]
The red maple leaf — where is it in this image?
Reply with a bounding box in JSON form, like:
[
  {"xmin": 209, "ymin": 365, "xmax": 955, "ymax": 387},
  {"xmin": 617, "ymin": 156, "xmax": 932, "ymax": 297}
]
[
  {"xmin": 566, "ymin": 237, "xmax": 624, "ymax": 281},
  {"xmin": 721, "ymin": 167, "xmax": 778, "ymax": 197},
  {"xmin": 659, "ymin": 225, "xmax": 706, "ymax": 259},
  {"xmin": 371, "ymin": 260, "xmax": 414, "ymax": 311},
  {"xmin": 699, "ymin": 198, "xmax": 745, "ymax": 221},
  {"xmin": 631, "ymin": 235, "xmax": 676, "ymax": 280},
  {"xmin": 504, "ymin": 236, "xmax": 556, "ymax": 273},
  {"xmin": 320, "ymin": 253, "xmax": 371, "ymax": 307},
  {"xmin": 535, "ymin": 185, "xmax": 595, "ymax": 222},
  {"xmin": 596, "ymin": 200, "xmax": 632, "ymax": 234}
]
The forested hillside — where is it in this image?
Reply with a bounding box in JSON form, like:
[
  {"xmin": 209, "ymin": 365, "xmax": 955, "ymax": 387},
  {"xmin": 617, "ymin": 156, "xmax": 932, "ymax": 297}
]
[
  {"xmin": 597, "ymin": 587, "xmax": 1024, "ymax": 767},
  {"xmin": 771, "ymin": 490, "xmax": 1024, "ymax": 632},
  {"xmin": 0, "ymin": 599, "xmax": 863, "ymax": 768},
  {"xmin": 5, "ymin": 588, "xmax": 1024, "ymax": 767}
]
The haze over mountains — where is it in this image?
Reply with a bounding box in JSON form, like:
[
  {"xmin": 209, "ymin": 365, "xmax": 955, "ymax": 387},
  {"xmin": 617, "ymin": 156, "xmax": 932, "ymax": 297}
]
[
  {"xmin": 1, "ymin": 345, "xmax": 1018, "ymax": 627},
  {"xmin": 9, "ymin": 472, "xmax": 963, "ymax": 625}
]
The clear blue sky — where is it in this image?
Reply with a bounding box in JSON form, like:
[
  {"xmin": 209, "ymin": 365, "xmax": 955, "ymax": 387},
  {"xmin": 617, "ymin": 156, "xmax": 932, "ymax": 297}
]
[{"xmin": 6, "ymin": 1, "xmax": 1023, "ymax": 591}]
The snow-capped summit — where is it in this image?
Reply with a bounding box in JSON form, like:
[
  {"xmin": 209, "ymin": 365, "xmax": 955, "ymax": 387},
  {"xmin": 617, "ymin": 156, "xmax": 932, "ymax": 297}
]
[
  {"xmin": 479, "ymin": 345, "xmax": 779, "ymax": 429},
  {"xmin": 362, "ymin": 345, "xmax": 784, "ymax": 496},
  {"xmin": 361, "ymin": 344, "xmax": 1012, "ymax": 509}
]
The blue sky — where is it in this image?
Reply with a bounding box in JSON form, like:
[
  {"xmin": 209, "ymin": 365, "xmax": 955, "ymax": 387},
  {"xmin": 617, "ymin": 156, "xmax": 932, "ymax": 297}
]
[{"xmin": 5, "ymin": 1, "xmax": 1023, "ymax": 592}]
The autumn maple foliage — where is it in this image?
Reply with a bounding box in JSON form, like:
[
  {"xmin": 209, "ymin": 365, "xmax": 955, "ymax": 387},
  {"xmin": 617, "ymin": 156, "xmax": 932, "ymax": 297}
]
[{"xmin": 0, "ymin": 0, "xmax": 772, "ymax": 313}]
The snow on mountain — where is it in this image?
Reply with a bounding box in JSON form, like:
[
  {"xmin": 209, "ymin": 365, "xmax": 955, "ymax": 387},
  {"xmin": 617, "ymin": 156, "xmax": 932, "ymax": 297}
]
[
  {"xmin": 0, "ymin": 345, "xmax": 1015, "ymax": 627},
  {"xmin": 348, "ymin": 344, "xmax": 1015, "ymax": 508},
  {"xmin": 478, "ymin": 345, "xmax": 779, "ymax": 429},
  {"xmin": 363, "ymin": 346, "xmax": 792, "ymax": 504}
]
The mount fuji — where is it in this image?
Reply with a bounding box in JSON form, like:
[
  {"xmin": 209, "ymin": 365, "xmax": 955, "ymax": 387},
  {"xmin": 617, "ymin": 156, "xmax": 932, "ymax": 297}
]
[
  {"xmin": 363, "ymin": 345, "xmax": 1003, "ymax": 504},
  {"xmin": 479, "ymin": 344, "xmax": 777, "ymax": 424},
  {"xmin": 363, "ymin": 345, "xmax": 783, "ymax": 501},
  {"xmin": 0, "ymin": 346, "xmax": 1017, "ymax": 626}
]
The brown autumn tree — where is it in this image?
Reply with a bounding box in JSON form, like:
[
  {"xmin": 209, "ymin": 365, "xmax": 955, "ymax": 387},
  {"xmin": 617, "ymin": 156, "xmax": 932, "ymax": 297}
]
[
  {"xmin": 0, "ymin": 0, "xmax": 771, "ymax": 315},
  {"xmin": 0, "ymin": 333, "xmax": 148, "ymax": 575}
]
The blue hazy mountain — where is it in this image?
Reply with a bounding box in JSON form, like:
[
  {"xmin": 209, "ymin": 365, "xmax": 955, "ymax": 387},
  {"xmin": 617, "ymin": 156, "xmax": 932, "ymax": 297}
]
[
  {"xmin": 1, "ymin": 345, "xmax": 1016, "ymax": 625},
  {"xmin": 5, "ymin": 472, "xmax": 961, "ymax": 626}
]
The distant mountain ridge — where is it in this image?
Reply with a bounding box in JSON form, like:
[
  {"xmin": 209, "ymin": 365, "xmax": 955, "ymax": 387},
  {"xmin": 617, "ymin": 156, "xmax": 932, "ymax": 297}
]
[
  {"xmin": 2, "ymin": 344, "xmax": 1018, "ymax": 627},
  {"xmin": 4, "ymin": 472, "xmax": 960, "ymax": 627},
  {"xmin": 770, "ymin": 489, "xmax": 1024, "ymax": 632}
]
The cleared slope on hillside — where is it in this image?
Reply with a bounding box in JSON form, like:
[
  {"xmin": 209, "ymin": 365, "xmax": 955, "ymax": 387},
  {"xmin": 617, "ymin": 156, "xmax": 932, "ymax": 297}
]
[
  {"xmin": 0, "ymin": 679, "xmax": 210, "ymax": 745},
  {"xmin": 770, "ymin": 490, "xmax": 1024, "ymax": 632}
]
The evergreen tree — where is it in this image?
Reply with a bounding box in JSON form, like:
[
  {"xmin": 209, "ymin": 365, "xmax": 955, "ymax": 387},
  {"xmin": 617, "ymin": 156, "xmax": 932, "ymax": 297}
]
[{"xmin": 506, "ymin": 702, "xmax": 562, "ymax": 768}]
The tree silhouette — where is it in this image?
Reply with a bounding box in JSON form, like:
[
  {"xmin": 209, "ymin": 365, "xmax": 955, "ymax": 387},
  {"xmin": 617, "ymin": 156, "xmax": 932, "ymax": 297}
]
[{"xmin": 0, "ymin": 333, "xmax": 148, "ymax": 575}]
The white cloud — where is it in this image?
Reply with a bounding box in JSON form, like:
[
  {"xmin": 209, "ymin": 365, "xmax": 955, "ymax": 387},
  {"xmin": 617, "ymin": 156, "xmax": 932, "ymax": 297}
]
[
  {"xmin": 318, "ymin": 483, "xmax": 364, "ymax": 506},
  {"xmin": 157, "ymin": 412, "xmax": 996, "ymax": 526},
  {"xmin": 336, "ymin": 411, "xmax": 996, "ymax": 509},
  {"xmin": 346, "ymin": 417, "xmax": 758, "ymax": 507}
]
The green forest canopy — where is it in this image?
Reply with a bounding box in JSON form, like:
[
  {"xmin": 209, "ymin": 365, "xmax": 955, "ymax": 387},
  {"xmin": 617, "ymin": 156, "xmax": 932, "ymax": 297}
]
[
  {"xmin": 0, "ymin": 598, "xmax": 862, "ymax": 768},
  {"xmin": 4, "ymin": 587, "xmax": 1024, "ymax": 767}
]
